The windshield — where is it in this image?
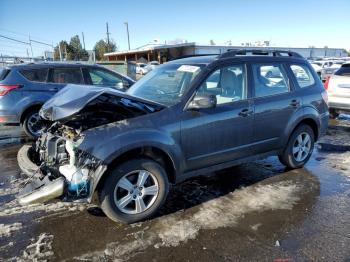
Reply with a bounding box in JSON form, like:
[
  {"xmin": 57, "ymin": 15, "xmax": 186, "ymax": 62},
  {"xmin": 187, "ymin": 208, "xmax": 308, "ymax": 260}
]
[{"xmin": 127, "ymin": 63, "xmax": 203, "ymax": 106}]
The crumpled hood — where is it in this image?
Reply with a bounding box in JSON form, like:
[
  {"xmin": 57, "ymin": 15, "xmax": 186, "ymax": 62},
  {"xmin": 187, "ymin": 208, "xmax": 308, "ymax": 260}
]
[{"xmin": 40, "ymin": 84, "xmax": 161, "ymax": 121}]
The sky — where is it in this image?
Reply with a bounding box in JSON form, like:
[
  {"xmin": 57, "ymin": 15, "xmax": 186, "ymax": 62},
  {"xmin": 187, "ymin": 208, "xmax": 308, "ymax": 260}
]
[{"xmin": 0, "ymin": 0, "xmax": 349, "ymax": 57}]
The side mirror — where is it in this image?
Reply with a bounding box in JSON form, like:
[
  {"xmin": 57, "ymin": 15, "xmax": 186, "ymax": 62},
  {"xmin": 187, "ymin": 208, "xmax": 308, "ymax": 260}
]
[{"xmin": 187, "ymin": 92, "xmax": 217, "ymax": 110}]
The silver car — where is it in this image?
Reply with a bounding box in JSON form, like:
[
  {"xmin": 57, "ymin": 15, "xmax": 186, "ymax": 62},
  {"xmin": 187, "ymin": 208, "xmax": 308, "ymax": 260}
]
[{"xmin": 326, "ymin": 63, "xmax": 350, "ymax": 118}]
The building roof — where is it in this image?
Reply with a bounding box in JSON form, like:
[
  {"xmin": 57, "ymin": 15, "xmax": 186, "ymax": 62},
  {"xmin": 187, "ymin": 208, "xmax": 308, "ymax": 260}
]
[{"xmin": 104, "ymin": 42, "xmax": 197, "ymax": 56}]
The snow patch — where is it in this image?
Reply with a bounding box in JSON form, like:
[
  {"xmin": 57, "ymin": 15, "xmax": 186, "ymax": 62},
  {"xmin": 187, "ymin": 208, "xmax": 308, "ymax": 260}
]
[
  {"xmin": 79, "ymin": 180, "xmax": 301, "ymax": 261},
  {"xmin": 0, "ymin": 201, "xmax": 90, "ymax": 217},
  {"xmin": 0, "ymin": 222, "xmax": 22, "ymax": 237},
  {"xmin": 21, "ymin": 233, "xmax": 54, "ymax": 261}
]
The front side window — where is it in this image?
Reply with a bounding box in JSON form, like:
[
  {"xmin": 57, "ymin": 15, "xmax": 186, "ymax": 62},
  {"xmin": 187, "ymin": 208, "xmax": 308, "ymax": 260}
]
[
  {"xmin": 51, "ymin": 68, "xmax": 83, "ymax": 84},
  {"xmin": 20, "ymin": 69, "xmax": 48, "ymax": 82},
  {"xmin": 127, "ymin": 63, "xmax": 204, "ymax": 106},
  {"xmin": 290, "ymin": 64, "xmax": 315, "ymax": 88},
  {"xmin": 252, "ymin": 64, "xmax": 289, "ymax": 98},
  {"xmin": 88, "ymin": 68, "xmax": 122, "ymax": 87},
  {"xmin": 198, "ymin": 64, "xmax": 246, "ymax": 105}
]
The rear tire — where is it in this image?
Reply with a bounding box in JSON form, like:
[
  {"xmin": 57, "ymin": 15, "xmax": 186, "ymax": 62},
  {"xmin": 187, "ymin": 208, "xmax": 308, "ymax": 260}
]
[
  {"xmin": 99, "ymin": 158, "xmax": 169, "ymax": 224},
  {"xmin": 22, "ymin": 110, "xmax": 42, "ymax": 139},
  {"xmin": 279, "ymin": 125, "xmax": 315, "ymax": 169}
]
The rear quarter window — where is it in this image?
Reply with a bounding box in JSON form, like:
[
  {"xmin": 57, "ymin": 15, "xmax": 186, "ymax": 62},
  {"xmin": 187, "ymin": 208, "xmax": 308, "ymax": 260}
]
[
  {"xmin": 290, "ymin": 64, "xmax": 315, "ymax": 88},
  {"xmin": 0, "ymin": 68, "xmax": 10, "ymax": 81},
  {"xmin": 20, "ymin": 68, "xmax": 48, "ymax": 82}
]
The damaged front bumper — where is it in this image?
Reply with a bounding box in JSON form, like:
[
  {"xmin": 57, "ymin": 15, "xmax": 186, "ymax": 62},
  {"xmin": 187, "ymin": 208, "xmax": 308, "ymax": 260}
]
[{"xmin": 16, "ymin": 139, "xmax": 107, "ymax": 205}]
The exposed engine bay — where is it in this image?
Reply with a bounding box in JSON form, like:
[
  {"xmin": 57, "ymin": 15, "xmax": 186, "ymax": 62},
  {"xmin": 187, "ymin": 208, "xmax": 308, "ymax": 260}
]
[{"xmin": 17, "ymin": 88, "xmax": 164, "ymax": 205}]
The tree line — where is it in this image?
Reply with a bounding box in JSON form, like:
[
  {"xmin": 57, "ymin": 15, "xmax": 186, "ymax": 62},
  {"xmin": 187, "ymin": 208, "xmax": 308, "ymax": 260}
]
[{"xmin": 54, "ymin": 35, "xmax": 117, "ymax": 61}]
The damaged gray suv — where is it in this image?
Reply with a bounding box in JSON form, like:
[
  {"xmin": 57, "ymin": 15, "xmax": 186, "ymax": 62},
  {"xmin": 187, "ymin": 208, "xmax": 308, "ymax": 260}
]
[{"xmin": 17, "ymin": 50, "xmax": 329, "ymax": 224}]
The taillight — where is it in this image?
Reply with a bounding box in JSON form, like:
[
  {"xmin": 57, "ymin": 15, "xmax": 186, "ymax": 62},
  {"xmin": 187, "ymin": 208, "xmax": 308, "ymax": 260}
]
[
  {"xmin": 324, "ymin": 76, "xmax": 330, "ymax": 90},
  {"xmin": 0, "ymin": 84, "xmax": 21, "ymax": 96}
]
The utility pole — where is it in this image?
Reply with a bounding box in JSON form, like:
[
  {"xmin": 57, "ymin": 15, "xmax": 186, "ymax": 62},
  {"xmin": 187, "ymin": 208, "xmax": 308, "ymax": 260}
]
[
  {"xmin": 29, "ymin": 34, "xmax": 34, "ymax": 61},
  {"xmin": 81, "ymin": 32, "xmax": 86, "ymax": 50},
  {"xmin": 124, "ymin": 22, "xmax": 130, "ymax": 50},
  {"xmin": 106, "ymin": 22, "xmax": 111, "ymax": 52},
  {"xmin": 58, "ymin": 42, "xmax": 62, "ymax": 61}
]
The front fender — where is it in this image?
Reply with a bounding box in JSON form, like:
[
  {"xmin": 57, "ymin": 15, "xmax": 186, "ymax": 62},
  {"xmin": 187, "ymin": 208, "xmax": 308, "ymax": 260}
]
[{"xmin": 79, "ymin": 127, "xmax": 184, "ymax": 172}]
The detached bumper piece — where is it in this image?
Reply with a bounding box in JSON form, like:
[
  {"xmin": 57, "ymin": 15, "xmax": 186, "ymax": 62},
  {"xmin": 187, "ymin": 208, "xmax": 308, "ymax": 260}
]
[{"xmin": 17, "ymin": 176, "xmax": 65, "ymax": 205}]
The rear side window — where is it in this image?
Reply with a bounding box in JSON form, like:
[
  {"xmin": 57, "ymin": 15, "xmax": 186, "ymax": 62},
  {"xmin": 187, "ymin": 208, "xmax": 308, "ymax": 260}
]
[
  {"xmin": 50, "ymin": 68, "xmax": 83, "ymax": 84},
  {"xmin": 0, "ymin": 69, "xmax": 10, "ymax": 80},
  {"xmin": 290, "ymin": 65, "xmax": 315, "ymax": 88},
  {"xmin": 20, "ymin": 69, "xmax": 48, "ymax": 82},
  {"xmin": 252, "ymin": 64, "xmax": 289, "ymax": 98},
  {"xmin": 335, "ymin": 64, "xmax": 350, "ymax": 76}
]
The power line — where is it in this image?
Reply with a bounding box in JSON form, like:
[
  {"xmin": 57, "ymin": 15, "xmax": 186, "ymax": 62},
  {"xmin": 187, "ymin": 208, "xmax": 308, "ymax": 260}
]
[
  {"xmin": 0, "ymin": 28, "xmax": 52, "ymax": 43},
  {"xmin": 0, "ymin": 34, "xmax": 29, "ymax": 45},
  {"xmin": 30, "ymin": 39, "xmax": 54, "ymax": 47}
]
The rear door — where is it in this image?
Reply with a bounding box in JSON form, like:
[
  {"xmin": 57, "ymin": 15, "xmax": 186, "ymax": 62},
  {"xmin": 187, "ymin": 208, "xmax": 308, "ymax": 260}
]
[
  {"xmin": 250, "ymin": 62, "xmax": 300, "ymax": 153},
  {"xmin": 47, "ymin": 67, "xmax": 84, "ymax": 92}
]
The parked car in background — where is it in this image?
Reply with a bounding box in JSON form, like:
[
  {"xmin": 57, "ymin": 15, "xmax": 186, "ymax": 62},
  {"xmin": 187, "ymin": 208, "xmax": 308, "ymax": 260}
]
[
  {"xmin": 311, "ymin": 60, "xmax": 335, "ymax": 69},
  {"xmin": 326, "ymin": 63, "xmax": 350, "ymax": 118},
  {"xmin": 0, "ymin": 63, "xmax": 134, "ymax": 138},
  {"xmin": 136, "ymin": 63, "xmax": 149, "ymax": 75},
  {"xmin": 17, "ymin": 49, "xmax": 328, "ymax": 224},
  {"xmin": 145, "ymin": 61, "xmax": 160, "ymax": 72},
  {"xmin": 321, "ymin": 61, "xmax": 345, "ymax": 81},
  {"xmin": 310, "ymin": 63, "xmax": 322, "ymax": 79}
]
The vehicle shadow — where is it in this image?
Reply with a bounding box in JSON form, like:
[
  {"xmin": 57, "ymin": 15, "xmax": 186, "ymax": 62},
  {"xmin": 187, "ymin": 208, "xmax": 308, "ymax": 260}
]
[
  {"xmin": 87, "ymin": 157, "xmax": 293, "ymax": 219},
  {"xmin": 157, "ymin": 157, "xmax": 289, "ymax": 217}
]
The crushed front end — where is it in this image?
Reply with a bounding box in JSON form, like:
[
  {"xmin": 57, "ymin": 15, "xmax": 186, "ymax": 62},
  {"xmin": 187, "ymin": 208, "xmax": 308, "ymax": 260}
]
[
  {"xmin": 16, "ymin": 85, "xmax": 163, "ymax": 205},
  {"xmin": 17, "ymin": 124, "xmax": 107, "ymax": 205}
]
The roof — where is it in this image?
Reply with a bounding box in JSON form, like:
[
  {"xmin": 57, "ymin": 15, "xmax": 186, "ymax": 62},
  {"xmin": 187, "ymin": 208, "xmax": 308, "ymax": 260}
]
[
  {"xmin": 167, "ymin": 55, "xmax": 217, "ymax": 64},
  {"xmin": 7, "ymin": 62, "xmax": 102, "ymax": 69}
]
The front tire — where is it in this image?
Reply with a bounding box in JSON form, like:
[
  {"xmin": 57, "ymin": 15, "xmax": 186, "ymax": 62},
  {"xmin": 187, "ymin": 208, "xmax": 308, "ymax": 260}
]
[
  {"xmin": 99, "ymin": 158, "xmax": 169, "ymax": 224},
  {"xmin": 279, "ymin": 125, "xmax": 315, "ymax": 169}
]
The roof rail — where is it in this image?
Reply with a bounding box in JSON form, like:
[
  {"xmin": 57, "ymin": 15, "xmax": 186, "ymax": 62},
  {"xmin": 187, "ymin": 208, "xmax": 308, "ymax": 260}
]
[{"xmin": 218, "ymin": 49, "xmax": 303, "ymax": 59}]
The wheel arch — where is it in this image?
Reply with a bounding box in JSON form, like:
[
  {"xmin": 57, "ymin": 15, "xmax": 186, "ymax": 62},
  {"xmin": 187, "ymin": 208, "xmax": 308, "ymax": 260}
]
[
  {"xmin": 93, "ymin": 145, "xmax": 177, "ymax": 200},
  {"xmin": 20, "ymin": 104, "xmax": 43, "ymax": 124}
]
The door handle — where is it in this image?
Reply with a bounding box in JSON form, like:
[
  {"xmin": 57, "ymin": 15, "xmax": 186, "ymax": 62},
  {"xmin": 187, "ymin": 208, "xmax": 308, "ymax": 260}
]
[
  {"xmin": 290, "ymin": 99, "xmax": 300, "ymax": 107},
  {"xmin": 239, "ymin": 108, "xmax": 253, "ymax": 117},
  {"xmin": 49, "ymin": 88, "xmax": 58, "ymax": 92}
]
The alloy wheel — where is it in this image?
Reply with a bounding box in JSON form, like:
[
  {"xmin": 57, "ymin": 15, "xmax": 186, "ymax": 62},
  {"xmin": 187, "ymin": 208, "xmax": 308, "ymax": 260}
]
[
  {"xmin": 292, "ymin": 132, "xmax": 312, "ymax": 162},
  {"xmin": 113, "ymin": 170, "xmax": 159, "ymax": 214},
  {"xmin": 26, "ymin": 112, "xmax": 42, "ymax": 137}
]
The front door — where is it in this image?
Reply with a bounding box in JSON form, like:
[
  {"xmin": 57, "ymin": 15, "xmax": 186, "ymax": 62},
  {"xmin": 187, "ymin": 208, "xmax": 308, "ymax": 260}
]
[{"xmin": 181, "ymin": 63, "xmax": 254, "ymax": 171}]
